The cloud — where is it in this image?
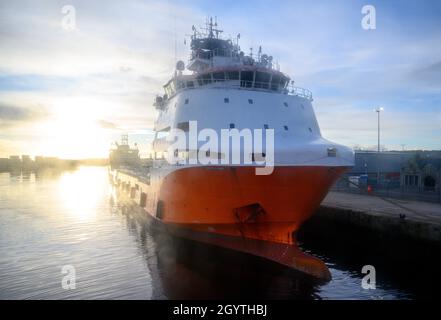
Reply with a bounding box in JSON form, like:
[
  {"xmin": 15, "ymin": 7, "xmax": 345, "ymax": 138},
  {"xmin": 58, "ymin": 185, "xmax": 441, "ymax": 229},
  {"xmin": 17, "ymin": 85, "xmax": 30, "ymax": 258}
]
[
  {"xmin": 97, "ymin": 119, "xmax": 119, "ymax": 130},
  {"xmin": 0, "ymin": 102, "xmax": 48, "ymax": 126},
  {"xmin": 411, "ymin": 60, "xmax": 441, "ymax": 88}
]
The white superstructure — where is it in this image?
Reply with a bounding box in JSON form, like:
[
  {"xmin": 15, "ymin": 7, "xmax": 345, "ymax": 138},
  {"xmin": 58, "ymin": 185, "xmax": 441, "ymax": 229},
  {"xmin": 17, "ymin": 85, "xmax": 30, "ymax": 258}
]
[{"xmin": 151, "ymin": 18, "xmax": 353, "ymax": 169}]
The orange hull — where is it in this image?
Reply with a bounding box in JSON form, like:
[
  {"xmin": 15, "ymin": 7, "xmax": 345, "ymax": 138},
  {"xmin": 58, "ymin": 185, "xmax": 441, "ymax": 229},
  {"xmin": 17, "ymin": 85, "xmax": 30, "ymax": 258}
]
[
  {"xmin": 159, "ymin": 166, "xmax": 346, "ymax": 244},
  {"xmin": 156, "ymin": 165, "xmax": 347, "ymax": 280},
  {"xmin": 114, "ymin": 165, "xmax": 348, "ymax": 280}
]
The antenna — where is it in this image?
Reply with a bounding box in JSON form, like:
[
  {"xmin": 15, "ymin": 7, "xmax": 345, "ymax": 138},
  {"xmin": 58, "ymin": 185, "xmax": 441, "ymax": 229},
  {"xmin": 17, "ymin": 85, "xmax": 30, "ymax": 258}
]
[
  {"xmin": 214, "ymin": 16, "xmax": 220, "ymax": 38},
  {"xmin": 202, "ymin": 16, "xmax": 223, "ymax": 39},
  {"xmin": 258, "ymin": 46, "xmax": 262, "ymax": 62},
  {"xmin": 173, "ymin": 14, "xmax": 177, "ymax": 64},
  {"xmin": 209, "ymin": 17, "xmax": 213, "ymax": 38}
]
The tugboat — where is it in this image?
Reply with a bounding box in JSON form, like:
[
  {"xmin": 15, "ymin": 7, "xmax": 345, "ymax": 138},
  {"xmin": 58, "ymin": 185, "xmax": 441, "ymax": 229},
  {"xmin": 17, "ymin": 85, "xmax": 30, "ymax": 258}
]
[{"xmin": 111, "ymin": 18, "xmax": 354, "ymax": 280}]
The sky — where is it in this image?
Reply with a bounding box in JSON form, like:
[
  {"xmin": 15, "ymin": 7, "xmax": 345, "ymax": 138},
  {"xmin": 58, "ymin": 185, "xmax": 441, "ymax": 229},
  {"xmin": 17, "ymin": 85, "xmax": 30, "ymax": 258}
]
[{"xmin": 0, "ymin": 0, "xmax": 440, "ymax": 159}]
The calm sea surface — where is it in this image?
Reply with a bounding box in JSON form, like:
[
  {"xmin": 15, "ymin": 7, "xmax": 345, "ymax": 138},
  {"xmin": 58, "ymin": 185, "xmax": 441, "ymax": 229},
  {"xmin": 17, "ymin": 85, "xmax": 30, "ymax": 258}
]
[{"xmin": 0, "ymin": 167, "xmax": 421, "ymax": 299}]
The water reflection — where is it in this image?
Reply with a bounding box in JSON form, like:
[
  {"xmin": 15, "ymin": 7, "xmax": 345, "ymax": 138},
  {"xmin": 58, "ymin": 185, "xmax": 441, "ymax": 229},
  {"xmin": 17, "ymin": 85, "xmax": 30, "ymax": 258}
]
[
  {"xmin": 0, "ymin": 168, "xmax": 153, "ymax": 299},
  {"xmin": 57, "ymin": 168, "xmax": 107, "ymax": 221},
  {"xmin": 0, "ymin": 167, "xmax": 419, "ymax": 299}
]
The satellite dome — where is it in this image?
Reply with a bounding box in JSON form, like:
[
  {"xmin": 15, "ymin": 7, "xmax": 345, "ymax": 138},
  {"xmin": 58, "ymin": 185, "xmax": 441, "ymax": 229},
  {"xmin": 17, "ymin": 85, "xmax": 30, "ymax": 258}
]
[{"xmin": 176, "ymin": 60, "xmax": 185, "ymax": 71}]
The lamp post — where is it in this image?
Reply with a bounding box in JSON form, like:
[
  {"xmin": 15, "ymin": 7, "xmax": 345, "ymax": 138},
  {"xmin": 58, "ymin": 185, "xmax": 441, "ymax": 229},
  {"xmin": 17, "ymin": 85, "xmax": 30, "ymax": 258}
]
[
  {"xmin": 375, "ymin": 107, "xmax": 383, "ymax": 152},
  {"xmin": 375, "ymin": 107, "xmax": 384, "ymax": 186}
]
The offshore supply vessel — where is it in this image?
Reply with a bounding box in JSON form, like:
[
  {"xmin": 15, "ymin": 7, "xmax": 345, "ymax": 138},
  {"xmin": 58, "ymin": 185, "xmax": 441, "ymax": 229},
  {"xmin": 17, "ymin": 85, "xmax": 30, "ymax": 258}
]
[{"xmin": 110, "ymin": 18, "xmax": 354, "ymax": 280}]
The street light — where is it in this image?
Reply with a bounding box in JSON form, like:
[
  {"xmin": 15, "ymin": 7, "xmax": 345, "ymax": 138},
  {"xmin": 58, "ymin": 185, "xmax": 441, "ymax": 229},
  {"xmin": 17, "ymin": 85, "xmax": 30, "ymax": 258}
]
[
  {"xmin": 374, "ymin": 107, "xmax": 384, "ymax": 152},
  {"xmin": 374, "ymin": 107, "xmax": 384, "ymax": 186}
]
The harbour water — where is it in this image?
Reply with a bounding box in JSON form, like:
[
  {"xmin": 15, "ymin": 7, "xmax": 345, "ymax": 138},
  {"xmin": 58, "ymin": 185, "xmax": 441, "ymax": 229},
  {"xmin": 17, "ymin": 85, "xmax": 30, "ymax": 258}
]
[{"xmin": 0, "ymin": 166, "xmax": 430, "ymax": 299}]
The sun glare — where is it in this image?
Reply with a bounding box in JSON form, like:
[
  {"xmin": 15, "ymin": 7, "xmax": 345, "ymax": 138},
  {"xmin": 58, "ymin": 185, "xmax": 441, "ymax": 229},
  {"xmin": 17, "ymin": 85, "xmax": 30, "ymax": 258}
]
[
  {"xmin": 57, "ymin": 167, "xmax": 108, "ymax": 221},
  {"xmin": 33, "ymin": 97, "xmax": 112, "ymax": 159}
]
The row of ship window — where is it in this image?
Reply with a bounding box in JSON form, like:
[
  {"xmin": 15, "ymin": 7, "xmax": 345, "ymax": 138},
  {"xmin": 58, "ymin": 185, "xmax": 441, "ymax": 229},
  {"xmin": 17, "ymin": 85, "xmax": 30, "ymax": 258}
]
[
  {"xmin": 159, "ymin": 122, "xmax": 314, "ymax": 133},
  {"xmin": 181, "ymin": 98, "xmax": 304, "ymax": 108},
  {"xmin": 228, "ymin": 123, "xmax": 289, "ymax": 131}
]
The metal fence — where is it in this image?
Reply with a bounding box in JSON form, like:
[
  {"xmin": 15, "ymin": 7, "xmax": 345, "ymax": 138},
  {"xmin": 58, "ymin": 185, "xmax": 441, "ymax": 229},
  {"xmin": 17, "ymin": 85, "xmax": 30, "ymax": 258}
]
[{"xmin": 332, "ymin": 175, "xmax": 441, "ymax": 203}]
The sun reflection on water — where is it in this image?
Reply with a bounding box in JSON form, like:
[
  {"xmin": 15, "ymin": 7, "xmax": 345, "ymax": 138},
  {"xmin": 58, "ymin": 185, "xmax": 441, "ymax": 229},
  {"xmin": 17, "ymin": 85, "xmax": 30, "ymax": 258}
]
[{"xmin": 57, "ymin": 167, "xmax": 109, "ymax": 221}]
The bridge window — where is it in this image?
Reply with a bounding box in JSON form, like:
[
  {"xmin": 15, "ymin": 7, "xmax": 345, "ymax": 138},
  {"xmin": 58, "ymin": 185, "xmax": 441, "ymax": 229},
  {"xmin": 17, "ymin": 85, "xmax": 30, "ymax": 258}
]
[
  {"xmin": 248, "ymin": 99, "xmax": 253, "ymax": 104},
  {"xmin": 255, "ymin": 71, "xmax": 270, "ymax": 89},
  {"xmin": 168, "ymin": 81, "xmax": 176, "ymax": 95},
  {"xmin": 284, "ymin": 125, "xmax": 288, "ymax": 131},
  {"xmin": 184, "ymin": 98, "xmax": 189, "ymax": 104},
  {"xmin": 264, "ymin": 124, "xmax": 269, "ymax": 129},
  {"xmin": 203, "ymin": 73, "xmax": 212, "ymax": 84},
  {"xmin": 196, "ymin": 76, "xmax": 203, "ymax": 86},
  {"xmin": 229, "ymin": 123, "xmax": 235, "ymax": 129},
  {"xmin": 224, "ymin": 98, "xmax": 229, "ymax": 103},
  {"xmin": 283, "ymin": 102, "xmax": 288, "ymax": 107},
  {"xmin": 270, "ymin": 74, "xmax": 281, "ymax": 91},
  {"xmin": 213, "ymin": 72, "xmax": 225, "ymax": 82},
  {"xmin": 227, "ymin": 71, "xmax": 239, "ymax": 80},
  {"xmin": 177, "ymin": 81, "xmax": 185, "ymax": 89},
  {"xmin": 240, "ymin": 71, "xmax": 254, "ymax": 88}
]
